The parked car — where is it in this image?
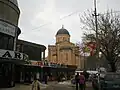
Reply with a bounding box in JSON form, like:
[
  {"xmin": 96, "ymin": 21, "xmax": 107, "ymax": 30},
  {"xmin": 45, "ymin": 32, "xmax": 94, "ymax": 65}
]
[{"xmin": 100, "ymin": 72, "xmax": 120, "ymax": 90}]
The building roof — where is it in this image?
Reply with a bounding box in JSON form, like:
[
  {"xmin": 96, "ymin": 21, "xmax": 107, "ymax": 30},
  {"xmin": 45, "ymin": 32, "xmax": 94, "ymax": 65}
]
[
  {"xmin": 9, "ymin": 0, "xmax": 18, "ymax": 6},
  {"xmin": 56, "ymin": 25, "xmax": 70, "ymax": 36},
  {"xmin": 17, "ymin": 39, "xmax": 46, "ymax": 50}
]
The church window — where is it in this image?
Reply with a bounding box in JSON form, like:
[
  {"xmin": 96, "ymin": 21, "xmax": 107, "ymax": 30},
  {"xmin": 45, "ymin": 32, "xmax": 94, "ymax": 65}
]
[
  {"xmin": 66, "ymin": 53, "xmax": 68, "ymax": 61},
  {"xmin": 63, "ymin": 37, "xmax": 65, "ymax": 41},
  {"xmin": 66, "ymin": 37, "xmax": 70, "ymax": 41}
]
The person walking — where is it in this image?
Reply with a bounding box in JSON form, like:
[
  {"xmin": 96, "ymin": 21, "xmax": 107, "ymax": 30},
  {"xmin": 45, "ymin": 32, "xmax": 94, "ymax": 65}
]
[
  {"xmin": 92, "ymin": 74, "xmax": 98, "ymax": 90},
  {"xmin": 75, "ymin": 72, "xmax": 80, "ymax": 90},
  {"xmin": 83, "ymin": 70, "xmax": 90, "ymax": 90},
  {"xmin": 79, "ymin": 72, "xmax": 85, "ymax": 90},
  {"xmin": 44, "ymin": 72, "xmax": 48, "ymax": 84},
  {"xmin": 31, "ymin": 77, "xmax": 41, "ymax": 90}
]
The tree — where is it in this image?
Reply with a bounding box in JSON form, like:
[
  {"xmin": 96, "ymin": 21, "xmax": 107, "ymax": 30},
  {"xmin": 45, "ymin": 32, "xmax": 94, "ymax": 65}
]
[
  {"xmin": 80, "ymin": 10, "xmax": 120, "ymax": 72},
  {"xmin": 76, "ymin": 42, "xmax": 90, "ymax": 56}
]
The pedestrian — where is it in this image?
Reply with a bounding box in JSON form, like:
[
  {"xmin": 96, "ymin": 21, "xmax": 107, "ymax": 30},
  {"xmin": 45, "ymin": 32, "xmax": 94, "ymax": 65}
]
[
  {"xmin": 31, "ymin": 76, "xmax": 41, "ymax": 90},
  {"xmin": 92, "ymin": 74, "xmax": 98, "ymax": 90},
  {"xmin": 83, "ymin": 70, "xmax": 90, "ymax": 90},
  {"xmin": 44, "ymin": 72, "xmax": 48, "ymax": 84},
  {"xmin": 83, "ymin": 70, "xmax": 90, "ymax": 81},
  {"xmin": 75, "ymin": 72, "xmax": 80, "ymax": 90},
  {"xmin": 79, "ymin": 72, "xmax": 85, "ymax": 90},
  {"xmin": 57, "ymin": 74, "xmax": 61, "ymax": 82}
]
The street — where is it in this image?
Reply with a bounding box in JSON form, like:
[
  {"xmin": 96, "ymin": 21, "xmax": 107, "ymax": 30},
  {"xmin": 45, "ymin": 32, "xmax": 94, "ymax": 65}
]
[
  {"xmin": 44, "ymin": 81, "xmax": 93, "ymax": 90},
  {"xmin": 1, "ymin": 81, "xmax": 93, "ymax": 90},
  {"xmin": 1, "ymin": 83, "xmax": 48, "ymax": 90},
  {"xmin": 44, "ymin": 84, "xmax": 93, "ymax": 90}
]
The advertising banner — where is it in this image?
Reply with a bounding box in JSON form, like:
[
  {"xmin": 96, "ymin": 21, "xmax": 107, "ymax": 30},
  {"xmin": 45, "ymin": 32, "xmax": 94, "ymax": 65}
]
[{"xmin": 0, "ymin": 21, "xmax": 16, "ymax": 36}]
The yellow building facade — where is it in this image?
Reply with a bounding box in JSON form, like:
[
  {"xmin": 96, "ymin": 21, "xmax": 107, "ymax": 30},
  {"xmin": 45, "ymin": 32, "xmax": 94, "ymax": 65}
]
[{"xmin": 48, "ymin": 26, "xmax": 80, "ymax": 67}]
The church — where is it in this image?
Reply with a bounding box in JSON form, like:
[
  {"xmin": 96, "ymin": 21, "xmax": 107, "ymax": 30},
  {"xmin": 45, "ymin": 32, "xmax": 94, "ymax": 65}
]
[{"xmin": 48, "ymin": 26, "xmax": 80, "ymax": 67}]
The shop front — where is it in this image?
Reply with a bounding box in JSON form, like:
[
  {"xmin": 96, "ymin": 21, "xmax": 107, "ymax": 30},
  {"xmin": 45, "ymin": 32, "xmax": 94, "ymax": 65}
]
[
  {"xmin": 15, "ymin": 60, "xmax": 45, "ymax": 83},
  {"xmin": 0, "ymin": 49, "xmax": 28, "ymax": 88}
]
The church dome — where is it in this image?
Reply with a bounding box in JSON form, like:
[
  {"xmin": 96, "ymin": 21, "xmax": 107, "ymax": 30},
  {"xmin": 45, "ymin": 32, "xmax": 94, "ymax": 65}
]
[
  {"xmin": 9, "ymin": 0, "xmax": 18, "ymax": 6},
  {"xmin": 56, "ymin": 25, "xmax": 70, "ymax": 36}
]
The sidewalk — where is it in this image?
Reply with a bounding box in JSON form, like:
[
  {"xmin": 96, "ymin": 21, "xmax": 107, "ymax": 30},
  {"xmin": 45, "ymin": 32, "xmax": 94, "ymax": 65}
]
[
  {"xmin": 71, "ymin": 81, "xmax": 92, "ymax": 88},
  {"xmin": 58, "ymin": 80, "xmax": 71, "ymax": 85},
  {"xmin": 1, "ymin": 81, "xmax": 58, "ymax": 90},
  {"xmin": 1, "ymin": 82, "xmax": 48, "ymax": 90},
  {"xmin": 47, "ymin": 81, "xmax": 58, "ymax": 85}
]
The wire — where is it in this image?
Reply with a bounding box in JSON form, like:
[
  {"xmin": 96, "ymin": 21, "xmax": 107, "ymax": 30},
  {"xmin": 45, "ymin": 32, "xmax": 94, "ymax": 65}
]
[
  {"xmin": 31, "ymin": 22, "xmax": 52, "ymax": 30},
  {"xmin": 31, "ymin": 10, "xmax": 81, "ymax": 31}
]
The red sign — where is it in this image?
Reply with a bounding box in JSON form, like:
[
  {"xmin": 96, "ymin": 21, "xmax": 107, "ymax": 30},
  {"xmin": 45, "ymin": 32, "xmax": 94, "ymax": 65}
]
[
  {"xmin": 31, "ymin": 61, "xmax": 44, "ymax": 67},
  {"xmin": 37, "ymin": 61, "xmax": 44, "ymax": 67},
  {"xmin": 86, "ymin": 42, "xmax": 96, "ymax": 56}
]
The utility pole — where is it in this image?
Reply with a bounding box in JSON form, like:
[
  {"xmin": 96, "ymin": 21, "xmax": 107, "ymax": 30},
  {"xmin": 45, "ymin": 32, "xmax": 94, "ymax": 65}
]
[
  {"xmin": 83, "ymin": 47, "xmax": 86, "ymax": 70},
  {"xmin": 92, "ymin": 0, "xmax": 99, "ymax": 66},
  {"xmin": 92, "ymin": 0, "xmax": 100, "ymax": 90}
]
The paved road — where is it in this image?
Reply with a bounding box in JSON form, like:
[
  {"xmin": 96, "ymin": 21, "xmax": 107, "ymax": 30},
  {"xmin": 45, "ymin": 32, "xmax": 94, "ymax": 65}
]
[
  {"xmin": 1, "ymin": 83, "xmax": 48, "ymax": 90},
  {"xmin": 44, "ymin": 81, "xmax": 93, "ymax": 90},
  {"xmin": 44, "ymin": 84, "xmax": 93, "ymax": 90},
  {"xmin": 1, "ymin": 81, "xmax": 93, "ymax": 90}
]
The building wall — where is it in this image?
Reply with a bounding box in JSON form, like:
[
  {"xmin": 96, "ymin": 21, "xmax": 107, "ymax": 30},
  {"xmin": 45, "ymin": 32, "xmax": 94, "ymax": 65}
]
[
  {"xmin": 48, "ymin": 33, "xmax": 80, "ymax": 67},
  {"xmin": 16, "ymin": 40, "xmax": 46, "ymax": 61},
  {"xmin": 0, "ymin": 0, "xmax": 20, "ymax": 51},
  {"xmin": 0, "ymin": 0, "xmax": 25, "ymax": 88},
  {"xmin": 0, "ymin": 0, "xmax": 20, "ymax": 25},
  {"xmin": 56, "ymin": 34, "xmax": 70, "ymax": 43}
]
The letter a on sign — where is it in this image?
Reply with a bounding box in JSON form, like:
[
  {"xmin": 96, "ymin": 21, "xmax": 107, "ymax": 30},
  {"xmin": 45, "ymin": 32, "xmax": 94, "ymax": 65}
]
[{"xmin": 2, "ymin": 51, "xmax": 12, "ymax": 58}]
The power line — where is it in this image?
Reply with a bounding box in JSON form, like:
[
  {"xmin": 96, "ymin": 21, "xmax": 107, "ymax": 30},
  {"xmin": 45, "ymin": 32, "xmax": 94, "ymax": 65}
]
[
  {"xmin": 31, "ymin": 22, "xmax": 52, "ymax": 30},
  {"xmin": 31, "ymin": 10, "xmax": 81, "ymax": 31}
]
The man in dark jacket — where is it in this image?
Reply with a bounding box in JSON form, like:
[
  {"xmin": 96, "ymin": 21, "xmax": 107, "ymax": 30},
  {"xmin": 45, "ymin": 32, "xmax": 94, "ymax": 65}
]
[
  {"xmin": 44, "ymin": 72, "xmax": 48, "ymax": 84},
  {"xmin": 92, "ymin": 74, "xmax": 98, "ymax": 90},
  {"xmin": 75, "ymin": 72, "xmax": 80, "ymax": 90},
  {"xmin": 83, "ymin": 70, "xmax": 90, "ymax": 90},
  {"xmin": 83, "ymin": 70, "xmax": 90, "ymax": 81}
]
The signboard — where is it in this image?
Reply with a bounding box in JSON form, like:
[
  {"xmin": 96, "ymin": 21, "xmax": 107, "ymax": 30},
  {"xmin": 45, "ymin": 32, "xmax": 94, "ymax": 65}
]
[
  {"xmin": 0, "ymin": 49, "xmax": 28, "ymax": 60},
  {"xmin": 31, "ymin": 60, "xmax": 44, "ymax": 67},
  {"xmin": 0, "ymin": 21, "xmax": 16, "ymax": 36},
  {"xmin": 31, "ymin": 61, "xmax": 38, "ymax": 66}
]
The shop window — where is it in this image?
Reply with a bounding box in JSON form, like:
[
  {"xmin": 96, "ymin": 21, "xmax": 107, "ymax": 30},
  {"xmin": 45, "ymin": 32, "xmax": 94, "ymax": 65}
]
[
  {"xmin": 7, "ymin": 37, "xmax": 14, "ymax": 50},
  {"xmin": 0, "ymin": 33, "xmax": 14, "ymax": 50}
]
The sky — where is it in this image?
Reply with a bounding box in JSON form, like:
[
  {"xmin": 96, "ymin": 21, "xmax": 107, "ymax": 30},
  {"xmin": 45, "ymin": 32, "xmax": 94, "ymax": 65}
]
[{"xmin": 17, "ymin": 0, "xmax": 120, "ymax": 56}]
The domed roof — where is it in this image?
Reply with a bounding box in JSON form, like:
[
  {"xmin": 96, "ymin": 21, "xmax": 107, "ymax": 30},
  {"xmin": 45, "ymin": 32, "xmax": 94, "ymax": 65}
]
[
  {"xmin": 9, "ymin": 0, "xmax": 18, "ymax": 6},
  {"xmin": 56, "ymin": 25, "xmax": 70, "ymax": 36}
]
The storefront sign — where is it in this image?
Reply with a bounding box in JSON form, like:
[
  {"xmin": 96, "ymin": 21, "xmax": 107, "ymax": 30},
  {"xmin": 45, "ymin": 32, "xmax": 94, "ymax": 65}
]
[
  {"xmin": 0, "ymin": 49, "xmax": 28, "ymax": 60},
  {"xmin": 0, "ymin": 21, "xmax": 16, "ymax": 36},
  {"xmin": 31, "ymin": 60, "xmax": 44, "ymax": 67}
]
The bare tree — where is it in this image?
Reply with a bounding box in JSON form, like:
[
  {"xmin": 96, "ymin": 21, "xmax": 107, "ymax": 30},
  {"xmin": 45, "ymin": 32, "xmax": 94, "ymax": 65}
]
[
  {"xmin": 80, "ymin": 10, "xmax": 120, "ymax": 72},
  {"xmin": 76, "ymin": 42, "xmax": 90, "ymax": 56}
]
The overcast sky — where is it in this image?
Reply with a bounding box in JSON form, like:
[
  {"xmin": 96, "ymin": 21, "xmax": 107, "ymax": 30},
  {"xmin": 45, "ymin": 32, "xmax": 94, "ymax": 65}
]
[{"xmin": 17, "ymin": 0, "xmax": 120, "ymax": 56}]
